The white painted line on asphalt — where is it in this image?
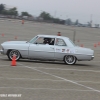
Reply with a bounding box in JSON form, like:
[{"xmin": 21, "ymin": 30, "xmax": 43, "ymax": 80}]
[
  {"xmin": 76, "ymin": 81, "xmax": 100, "ymax": 84},
  {"xmin": 0, "ymin": 77, "xmax": 63, "ymax": 81},
  {"xmin": 0, "ymin": 77, "xmax": 100, "ymax": 84},
  {"xmin": 19, "ymin": 66, "xmax": 100, "ymax": 73},
  {"xmin": 18, "ymin": 63, "xmax": 100, "ymax": 93},
  {"xmin": 0, "ymin": 87, "xmax": 97, "ymax": 92},
  {"xmin": 0, "ymin": 20, "xmax": 4, "ymax": 21},
  {"xmin": 42, "ymin": 68, "xmax": 100, "ymax": 73},
  {"xmin": 0, "ymin": 76, "xmax": 100, "ymax": 84},
  {"xmin": 0, "ymin": 56, "xmax": 7, "ymax": 59},
  {"xmin": 0, "ymin": 65, "xmax": 24, "ymax": 67},
  {"xmin": 90, "ymin": 61, "xmax": 100, "ymax": 62},
  {"xmin": 0, "ymin": 65, "xmax": 9, "ymax": 67}
]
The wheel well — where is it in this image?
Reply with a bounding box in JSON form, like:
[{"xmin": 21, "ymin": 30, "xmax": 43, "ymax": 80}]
[
  {"xmin": 7, "ymin": 49, "xmax": 22, "ymax": 58},
  {"xmin": 63, "ymin": 55, "xmax": 77, "ymax": 60},
  {"xmin": 7, "ymin": 49, "xmax": 12, "ymax": 55}
]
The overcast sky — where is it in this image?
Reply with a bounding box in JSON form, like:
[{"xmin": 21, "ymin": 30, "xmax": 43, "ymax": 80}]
[{"xmin": 0, "ymin": 0, "xmax": 100, "ymax": 23}]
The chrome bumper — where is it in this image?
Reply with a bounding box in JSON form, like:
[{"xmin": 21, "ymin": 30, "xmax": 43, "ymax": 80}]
[{"xmin": 0, "ymin": 49, "xmax": 4, "ymax": 54}]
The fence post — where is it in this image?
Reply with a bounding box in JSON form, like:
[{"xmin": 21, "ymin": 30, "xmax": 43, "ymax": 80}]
[{"xmin": 73, "ymin": 30, "xmax": 76, "ymax": 44}]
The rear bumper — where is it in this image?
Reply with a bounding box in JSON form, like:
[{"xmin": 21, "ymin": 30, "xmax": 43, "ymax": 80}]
[
  {"xmin": 77, "ymin": 54, "xmax": 94, "ymax": 61},
  {"xmin": 91, "ymin": 55, "xmax": 94, "ymax": 60}
]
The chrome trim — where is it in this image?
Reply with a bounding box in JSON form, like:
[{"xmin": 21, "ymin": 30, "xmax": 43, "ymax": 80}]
[
  {"xmin": 75, "ymin": 53, "xmax": 94, "ymax": 56},
  {"xmin": 91, "ymin": 56, "xmax": 94, "ymax": 60},
  {"xmin": 0, "ymin": 49, "xmax": 4, "ymax": 54},
  {"xmin": 0, "ymin": 50, "xmax": 2, "ymax": 52}
]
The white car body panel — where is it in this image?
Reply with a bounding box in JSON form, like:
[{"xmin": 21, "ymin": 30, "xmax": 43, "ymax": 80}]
[
  {"xmin": 1, "ymin": 41, "xmax": 30, "ymax": 58},
  {"xmin": 0, "ymin": 35, "xmax": 94, "ymax": 61},
  {"xmin": 29, "ymin": 44, "xmax": 55, "ymax": 59}
]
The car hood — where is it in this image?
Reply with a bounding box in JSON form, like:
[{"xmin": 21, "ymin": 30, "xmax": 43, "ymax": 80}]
[{"xmin": 1, "ymin": 41, "xmax": 27, "ymax": 45}]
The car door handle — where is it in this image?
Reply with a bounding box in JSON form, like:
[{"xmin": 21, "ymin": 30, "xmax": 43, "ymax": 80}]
[{"xmin": 50, "ymin": 47, "xmax": 54, "ymax": 49}]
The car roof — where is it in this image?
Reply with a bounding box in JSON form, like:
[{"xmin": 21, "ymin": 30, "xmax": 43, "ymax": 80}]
[{"xmin": 37, "ymin": 34, "xmax": 69, "ymax": 39}]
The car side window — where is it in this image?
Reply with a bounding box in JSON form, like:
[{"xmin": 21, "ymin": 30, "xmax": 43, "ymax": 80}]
[
  {"xmin": 34, "ymin": 37, "xmax": 55, "ymax": 45},
  {"xmin": 29, "ymin": 36, "xmax": 38, "ymax": 43},
  {"xmin": 55, "ymin": 38, "xmax": 66, "ymax": 46},
  {"xmin": 34, "ymin": 37, "xmax": 44, "ymax": 44}
]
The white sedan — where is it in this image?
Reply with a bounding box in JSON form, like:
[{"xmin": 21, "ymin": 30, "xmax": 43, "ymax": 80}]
[{"xmin": 0, "ymin": 35, "xmax": 94, "ymax": 65}]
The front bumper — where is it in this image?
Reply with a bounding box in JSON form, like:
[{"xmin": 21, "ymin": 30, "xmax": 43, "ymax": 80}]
[{"xmin": 0, "ymin": 49, "xmax": 4, "ymax": 54}]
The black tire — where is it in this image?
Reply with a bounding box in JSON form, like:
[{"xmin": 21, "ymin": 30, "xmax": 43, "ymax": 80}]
[
  {"xmin": 7, "ymin": 50, "xmax": 21, "ymax": 61},
  {"xmin": 64, "ymin": 55, "xmax": 76, "ymax": 65}
]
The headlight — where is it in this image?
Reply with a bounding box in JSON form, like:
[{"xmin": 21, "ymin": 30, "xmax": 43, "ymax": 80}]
[
  {"xmin": 1, "ymin": 46, "xmax": 4, "ymax": 50},
  {"xmin": 0, "ymin": 46, "xmax": 4, "ymax": 54}
]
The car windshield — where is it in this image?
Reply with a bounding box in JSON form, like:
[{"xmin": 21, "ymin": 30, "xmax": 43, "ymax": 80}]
[
  {"xmin": 28, "ymin": 36, "xmax": 38, "ymax": 43},
  {"xmin": 68, "ymin": 39, "xmax": 76, "ymax": 46}
]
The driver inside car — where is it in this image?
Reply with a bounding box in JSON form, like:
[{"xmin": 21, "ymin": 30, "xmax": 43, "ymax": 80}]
[{"xmin": 43, "ymin": 38, "xmax": 51, "ymax": 45}]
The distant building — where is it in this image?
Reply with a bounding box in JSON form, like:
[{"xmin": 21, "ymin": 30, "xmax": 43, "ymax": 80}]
[
  {"xmin": 22, "ymin": 16, "xmax": 28, "ymax": 19},
  {"xmin": 95, "ymin": 24, "xmax": 99, "ymax": 28},
  {"xmin": 90, "ymin": 21, "xmax": 99, "ymax": 28}
]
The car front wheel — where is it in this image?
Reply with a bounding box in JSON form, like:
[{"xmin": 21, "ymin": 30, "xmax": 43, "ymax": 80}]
[
  {"xmin": 64, "ymin": 55, "xmax": 76, "ymax": 65},
  {"xmin": 7, "ymin": 50, "xmax": 21, "ymax": 61}
]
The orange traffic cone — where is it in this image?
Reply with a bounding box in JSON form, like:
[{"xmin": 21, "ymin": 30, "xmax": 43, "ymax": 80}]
[
  {"xmin": 77, "ymin": 40, "xmax": 80, "ymax": 42},
  {"xmin": 80, "ymin": 44, "xmax": 84, "ymax": 47},
  {"xmin": 98, "ymin": 42, "xmax": 100, "ymax": 46},
  {"xmin": 22, "ymin": 20, "xmax": 24, "ymax": 24},
  {"xmin": 15, "ymin": 36, "xmax": 17, "ymax": 39},
  {"xmin": 2, "ymin": 33, "xmax": 4, "ymax": 37},
  {"xmin": 94, "ymin": 44, "xmax": 97, "ymax": 47},
  {"xmin": 57, "ymin": 32, "xmax": 61, "ymax": 36},
  {"xmin": 11, "ymin": 55, "xmax": 16, "ymax": 66}
]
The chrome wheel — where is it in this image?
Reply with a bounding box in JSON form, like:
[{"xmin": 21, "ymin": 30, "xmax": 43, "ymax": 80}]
[
  {"xmin": 8, "ymin": 50, "xmax": 20, "ymax": 61},
  {"xmin": 64, "ymin": 55, "xmax": 76, "ymax": 65}
]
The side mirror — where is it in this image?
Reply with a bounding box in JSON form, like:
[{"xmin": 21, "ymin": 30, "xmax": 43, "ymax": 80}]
[{"xmin": 34, "ymin": 42, "xmax": 38, "ymax": 44}]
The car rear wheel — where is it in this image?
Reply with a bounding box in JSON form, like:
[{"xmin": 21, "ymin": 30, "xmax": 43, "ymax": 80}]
[
  {"xmin": 64, "ymin": 55, "xmax": 76, "ymax": 65},
  {"xmin": 8, "ymin": 50, "xmax": 21, "ymax": 61}
]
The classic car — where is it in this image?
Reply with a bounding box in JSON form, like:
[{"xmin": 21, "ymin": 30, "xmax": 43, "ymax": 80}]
[{"xmin": 0, "ymin": 35, "xmax": 94, "ymax": 65}]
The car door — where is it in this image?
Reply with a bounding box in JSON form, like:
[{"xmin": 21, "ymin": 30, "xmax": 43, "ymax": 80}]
[
  {"xmin": 54, "ymin": 38, "xmax": 70, "ymax": 60},
  {"xmin": 28, "ymin": 37, "xmax": 55, "ymax": 60}
]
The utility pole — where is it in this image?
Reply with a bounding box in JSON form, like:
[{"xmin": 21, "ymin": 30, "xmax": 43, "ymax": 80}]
[
  {"xmin": 90, "ymin": 14, "xmax": 93, "ymax": 22},
  {"xmin": 54, "ymin": 11, "xmax": 57, "ymax": 18},
  {"xmin": 90, "ymin": 14, "xmax": 93, "ymax": 27},
  {"xmin": 66, "ymin": 15, "xmax": 68, "ymax": 19},
  {"xmin": 73, "ymin": 30, "xmax": 76, "ymax": 44}
]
